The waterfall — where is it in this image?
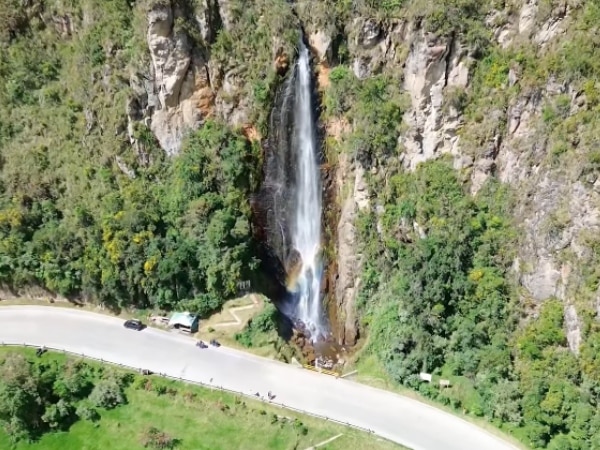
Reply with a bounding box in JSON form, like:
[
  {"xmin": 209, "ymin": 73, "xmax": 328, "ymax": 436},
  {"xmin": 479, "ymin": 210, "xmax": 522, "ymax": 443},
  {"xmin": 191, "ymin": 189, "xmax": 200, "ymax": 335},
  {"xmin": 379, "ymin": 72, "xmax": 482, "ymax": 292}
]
[
  {"xmin": 253, "ymin": 38, "xmax": 326, "ymax": 341},
  {"xmin": 289, "ymin": 42, "xmax": 325, "ymax": 339}
]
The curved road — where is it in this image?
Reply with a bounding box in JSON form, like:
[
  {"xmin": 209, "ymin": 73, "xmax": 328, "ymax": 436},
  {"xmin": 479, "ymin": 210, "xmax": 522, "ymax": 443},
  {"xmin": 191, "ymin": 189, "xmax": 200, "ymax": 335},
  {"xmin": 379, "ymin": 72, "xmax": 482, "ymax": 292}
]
[{"xmin": 0, "ymin": 306, "xmax": 519, "ymax": 450}]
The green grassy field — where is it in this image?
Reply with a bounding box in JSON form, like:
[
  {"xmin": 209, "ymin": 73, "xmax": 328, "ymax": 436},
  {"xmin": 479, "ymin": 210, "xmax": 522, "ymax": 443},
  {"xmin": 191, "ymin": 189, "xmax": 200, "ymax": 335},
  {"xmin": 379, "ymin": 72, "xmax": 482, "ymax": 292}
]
[{"xmin": 0, "ymin": 348, "xmax": 402, "ymax": 450}]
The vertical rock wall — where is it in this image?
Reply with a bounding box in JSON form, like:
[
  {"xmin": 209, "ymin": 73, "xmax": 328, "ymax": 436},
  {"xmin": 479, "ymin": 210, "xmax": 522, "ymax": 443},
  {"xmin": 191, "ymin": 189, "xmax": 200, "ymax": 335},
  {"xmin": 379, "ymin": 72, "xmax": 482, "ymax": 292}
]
[
  {"xmin": 303, "ymin": 1, "xmax": 598, "ymax": 352},
  {"xmin": 128, "ymin": 0, "xmax": 599, "ymax": 352},
  {"xmin": 251, "ymin": 70, "xmax": 297, "ymax": 291},
  {"xmin": 142, "ymin": 3, "xmax": 214, "ymax": 155}
]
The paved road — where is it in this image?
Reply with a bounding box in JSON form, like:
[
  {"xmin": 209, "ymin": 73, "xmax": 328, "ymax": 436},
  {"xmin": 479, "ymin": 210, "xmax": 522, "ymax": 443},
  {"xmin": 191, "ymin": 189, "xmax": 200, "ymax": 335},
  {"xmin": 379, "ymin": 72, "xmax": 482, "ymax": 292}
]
[{"xmin": 0, "ymin": 306, "xmax": 520, "ymax": 450}]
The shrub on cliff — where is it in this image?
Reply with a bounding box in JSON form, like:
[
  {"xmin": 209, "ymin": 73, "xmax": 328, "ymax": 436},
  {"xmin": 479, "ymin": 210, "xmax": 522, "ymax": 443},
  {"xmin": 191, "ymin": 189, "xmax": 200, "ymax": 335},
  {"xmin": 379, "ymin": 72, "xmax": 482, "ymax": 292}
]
[{"xmin": 324, "ymin": 67, "xmax": 408, "ymax": 168}]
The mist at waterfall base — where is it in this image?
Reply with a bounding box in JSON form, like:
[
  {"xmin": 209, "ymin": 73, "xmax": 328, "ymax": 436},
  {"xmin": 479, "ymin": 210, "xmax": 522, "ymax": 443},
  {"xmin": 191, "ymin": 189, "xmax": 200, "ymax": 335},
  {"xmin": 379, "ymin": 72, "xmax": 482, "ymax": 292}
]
[{"xmin": 280, "ymin": 42, "xmax": 328, "ymax": 343}]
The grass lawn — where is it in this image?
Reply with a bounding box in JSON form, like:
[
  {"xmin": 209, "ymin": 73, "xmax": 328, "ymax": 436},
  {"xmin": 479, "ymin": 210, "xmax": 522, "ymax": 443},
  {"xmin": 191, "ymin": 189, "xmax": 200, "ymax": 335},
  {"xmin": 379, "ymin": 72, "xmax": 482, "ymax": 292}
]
[{"xmin": 0, "ymin": 348, "xmax": 403, "ymax": 450}]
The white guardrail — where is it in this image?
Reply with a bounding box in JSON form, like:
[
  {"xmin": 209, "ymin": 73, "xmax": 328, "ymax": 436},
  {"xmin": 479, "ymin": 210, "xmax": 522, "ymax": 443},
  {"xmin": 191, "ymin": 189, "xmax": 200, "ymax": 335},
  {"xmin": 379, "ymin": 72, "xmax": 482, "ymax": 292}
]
[{"xmin": 0, "ymin": 343, "xmax": 388, "ymax": 443}]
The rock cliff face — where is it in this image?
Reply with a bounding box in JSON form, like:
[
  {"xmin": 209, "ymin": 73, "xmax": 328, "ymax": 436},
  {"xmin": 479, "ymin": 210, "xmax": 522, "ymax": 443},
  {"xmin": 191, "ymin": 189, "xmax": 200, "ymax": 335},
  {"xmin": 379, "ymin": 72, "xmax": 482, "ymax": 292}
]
[
  {"xmin": 400, "ymin": 30, "xmax": 469, "ymax": 170},
  {"xmin": 251, "ymin": 70, "xmax": 298, "ymax": 291},
  {"xmin": 126, "ymin": 0, "xmax": 598, "ymax": 352},
  {"xmin": 127, "ymin": 0, "xmax": 277, "ymax": 157},
  {"xmin": 298, "ymin": 1, "xmax": 600, "ymax": 351},
  {"xmin": 128, "ymin": 2, "xmax": 214, "ymax": 156},
  {"xmin": 331, "ymin": 151, "xmax": 368, "ymax": 345},
  {"xmin": 145, "ymin": 5, "xmax": 210, "ymax": 155}
]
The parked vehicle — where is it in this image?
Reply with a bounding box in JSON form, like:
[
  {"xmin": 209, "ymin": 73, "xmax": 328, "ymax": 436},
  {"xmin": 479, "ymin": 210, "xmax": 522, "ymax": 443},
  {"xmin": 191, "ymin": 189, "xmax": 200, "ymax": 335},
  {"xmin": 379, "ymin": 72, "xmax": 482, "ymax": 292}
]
[
  {"xmin": 210, "ymin": 339, "xmax": 221, "ymax": 347},
  {"xmin": 123, "ymin": 319, "xmax": 144, "ymax": 331},
  {"xmin": 196, "ymin": 340, "xmax": 208, "ymax": 349}
]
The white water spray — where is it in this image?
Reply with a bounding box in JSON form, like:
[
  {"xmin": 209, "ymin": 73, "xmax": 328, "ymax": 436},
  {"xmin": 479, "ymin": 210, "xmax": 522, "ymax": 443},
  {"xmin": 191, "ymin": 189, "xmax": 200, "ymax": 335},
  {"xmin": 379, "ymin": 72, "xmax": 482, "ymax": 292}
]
[{"xmin": 291, "ymin": 42, "xmax": 325, "ymax": 339}]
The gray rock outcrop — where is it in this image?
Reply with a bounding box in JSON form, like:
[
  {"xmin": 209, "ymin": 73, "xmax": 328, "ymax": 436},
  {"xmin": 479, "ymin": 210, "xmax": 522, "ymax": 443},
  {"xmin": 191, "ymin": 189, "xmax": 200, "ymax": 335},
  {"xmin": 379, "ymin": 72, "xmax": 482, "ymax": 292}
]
[
  {"xmin": 333, "ymin": 153, "xmax": 369, "ymax": 345},
  {"xmin": 311, "ymin": 0, "xmax": 591, "ymax": 350},
  {"xmin": 143, "ymin": 3, "xmax": 214, "ymax": 155}
]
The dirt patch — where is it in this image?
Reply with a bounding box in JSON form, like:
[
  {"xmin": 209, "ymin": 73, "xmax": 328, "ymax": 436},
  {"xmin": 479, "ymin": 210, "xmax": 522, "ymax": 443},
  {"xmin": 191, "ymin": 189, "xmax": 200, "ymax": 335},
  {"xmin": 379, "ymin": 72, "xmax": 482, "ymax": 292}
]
[
  {"xmin": 0, "ymin": 296, "xmax": 151, "ymax": 323},
  {"xmin": 200, "ymin": 295, "xmax": 263, "ymax": 332},
  {"xmin": 0, "ymin": 287, "xmax": 72, "ymax": 304},
  {"xmin": 316, "ymin": 63, "xmax": 331, "ymax": 91},
  {"xmin": 242, "ymin": 124, "xmax": 261, "ymax": 142},
  {"xmin": 192, "ymin": 295, "xmax": 266, "ymax": 345},
  {"xmin": 325, "ymin": 117, "xmax": 351, "ymax": 140}
]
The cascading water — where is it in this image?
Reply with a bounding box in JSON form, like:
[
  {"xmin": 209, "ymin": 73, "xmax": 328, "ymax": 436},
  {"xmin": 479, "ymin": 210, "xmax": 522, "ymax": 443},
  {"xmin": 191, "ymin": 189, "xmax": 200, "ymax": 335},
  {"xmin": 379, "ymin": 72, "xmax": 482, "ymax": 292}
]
[
  {"xmin": 253, "ymin": 39, "xmax": 328, "ymax": 343},
  {"xmin": 289, "ymin": 42, "xmax": 325, "ymax": 340}
]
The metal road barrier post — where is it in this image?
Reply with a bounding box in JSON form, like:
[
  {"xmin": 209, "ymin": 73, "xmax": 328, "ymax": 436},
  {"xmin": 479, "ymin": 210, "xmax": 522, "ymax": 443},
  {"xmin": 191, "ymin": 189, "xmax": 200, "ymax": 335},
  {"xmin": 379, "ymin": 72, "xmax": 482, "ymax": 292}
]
[{"xmin": 302, "ymin": 364, "xmax": 340, "ymax": 378}]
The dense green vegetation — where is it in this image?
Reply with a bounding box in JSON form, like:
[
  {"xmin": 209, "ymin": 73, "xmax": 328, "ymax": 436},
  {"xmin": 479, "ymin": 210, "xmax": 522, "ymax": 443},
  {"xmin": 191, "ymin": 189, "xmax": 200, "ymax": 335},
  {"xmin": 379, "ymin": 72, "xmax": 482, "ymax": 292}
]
[
  {"xmin": 4, "ymin": 0, "xmax": 600, "ymax": 449},
  {"xmin": 210, "ymin": 0, "xmax": 298, "ymax": 132},
  {"xmin": 0, "ymin": 348, "xmax": 400, "ymax": 450},
  {"xmin": 298, "ymin": 0, "xmax": 492, "ymax": 40},
  {"xmin": 350, "ymin": 160, "xmax": 600, "ymax": 449},
  {"xmin": 0, "ymin": 114, "xmax": 259, "ymax": 313},
  {"xmin": 316, "ymin": 2, "xmax": 600, "ymax": 448},
  {"xmin": 324, "ymin": 66, "xmax": 407, "ymax": 169},
  {"xmin": 0, "ymin": 349, "xmax": 127, "ymax": 442},
  {"xmin": 235, "ymin": 303, "xmax": 280, "ymax": 348},
  {"xmin": 0, "ymin": 0, "xmax": 269, "ymax": 314},
  {"xmin": 233, "ymin": 303, "xmax": 301, "ymax": 362},
  {"xmin": 357, "ymin": 161, "xmax": 517, "ymax": 386}
]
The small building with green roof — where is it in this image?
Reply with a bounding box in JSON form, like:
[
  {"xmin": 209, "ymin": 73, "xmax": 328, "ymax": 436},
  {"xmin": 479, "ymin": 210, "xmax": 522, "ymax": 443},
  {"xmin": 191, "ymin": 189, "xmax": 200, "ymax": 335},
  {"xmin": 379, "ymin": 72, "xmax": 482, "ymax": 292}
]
[{"xmin": 168, "ymin": 311, "xmax": 199, "ymax": 333}]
